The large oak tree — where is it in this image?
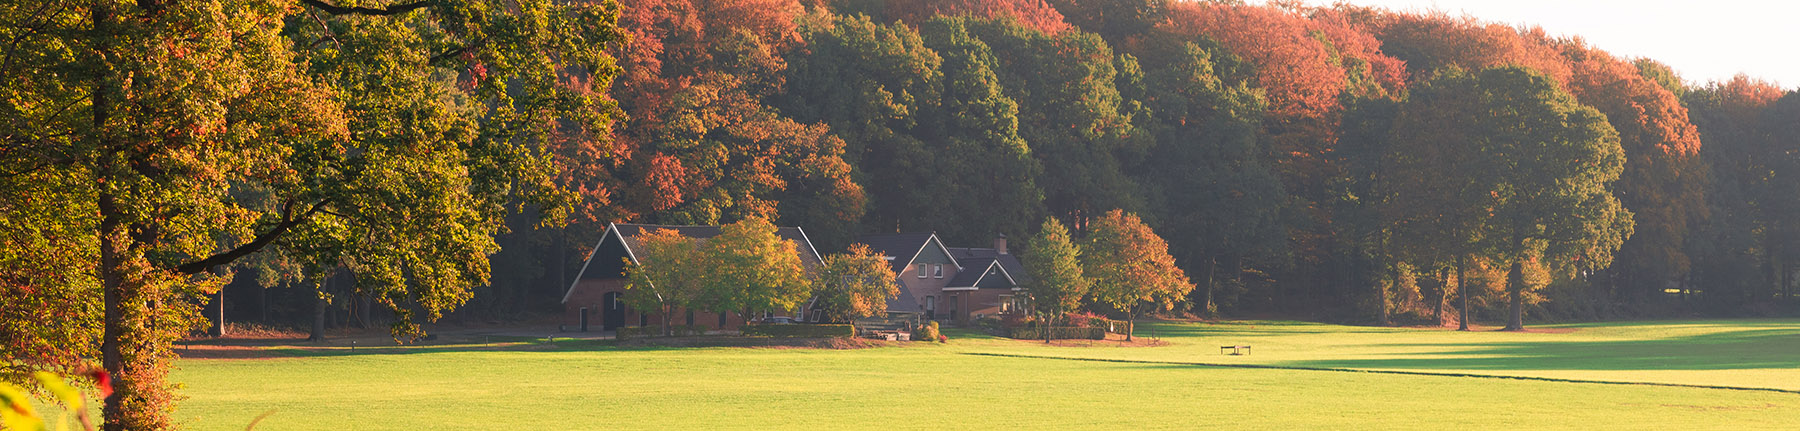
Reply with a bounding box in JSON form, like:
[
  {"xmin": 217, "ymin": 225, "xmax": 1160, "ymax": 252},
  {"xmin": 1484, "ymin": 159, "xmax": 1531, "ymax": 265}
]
[{"xmin": 0, "ymin": 0, "xmax": 625, "ymax": 428}]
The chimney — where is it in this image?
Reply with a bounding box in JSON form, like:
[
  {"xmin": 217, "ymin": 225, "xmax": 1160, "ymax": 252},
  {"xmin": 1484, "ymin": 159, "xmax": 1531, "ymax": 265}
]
[{"xmin": 995, "ymin": 233, "xmax": 1008, "ymax": 255}]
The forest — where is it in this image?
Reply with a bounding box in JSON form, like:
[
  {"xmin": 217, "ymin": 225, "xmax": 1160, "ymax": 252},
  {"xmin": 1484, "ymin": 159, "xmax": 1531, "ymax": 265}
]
[
  {"xmin": 3, "ymin": 0, "xmax": 1800, "ymax": 428},
  {"xmin": 462, "ymin": 0, "xmax": 1800, "ymax": 327}
]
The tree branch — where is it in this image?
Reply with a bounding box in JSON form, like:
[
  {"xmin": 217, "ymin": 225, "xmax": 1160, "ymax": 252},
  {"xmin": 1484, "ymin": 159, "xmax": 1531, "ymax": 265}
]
[
  {"xmin": 175, "ymin": 199, "xmax": 330, "ymax": 275},
  {"xmin": 301, "ymin": 0, "xmax": 434, "ymax": 16},
  {"xmin": 428, "ymin": 38, "xmax": 487, "ymax": 66}
]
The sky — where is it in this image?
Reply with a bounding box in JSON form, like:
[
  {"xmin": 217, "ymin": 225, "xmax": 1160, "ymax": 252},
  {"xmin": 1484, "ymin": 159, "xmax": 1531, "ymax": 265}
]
[{"xmin": 1296, "ymin": 0, "xmax": 1799, "ymax": 88}]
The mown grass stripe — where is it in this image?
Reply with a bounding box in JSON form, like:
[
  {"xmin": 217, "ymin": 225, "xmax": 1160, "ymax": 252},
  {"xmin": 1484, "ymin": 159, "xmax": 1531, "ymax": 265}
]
[{"xmin": 961, "ymin": 352, "xmax": 1800, "ymax": 395}]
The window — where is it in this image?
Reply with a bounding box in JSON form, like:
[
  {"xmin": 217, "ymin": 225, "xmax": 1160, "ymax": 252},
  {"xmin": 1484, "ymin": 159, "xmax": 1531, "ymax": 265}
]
[
  {"xmin": 933, "ymin": 264, "xmax": 943, "ymax": 278},
  {"xmin": 917, "ymin": 263, "xmax": 928, "ymax": 278},
  {"xmin": 925, "ymin": 296, "xmax": 936, "ymax": 319},
  {"xmin": 999, "ymin": 295, "xmax": 1012, "ymax": 313}
]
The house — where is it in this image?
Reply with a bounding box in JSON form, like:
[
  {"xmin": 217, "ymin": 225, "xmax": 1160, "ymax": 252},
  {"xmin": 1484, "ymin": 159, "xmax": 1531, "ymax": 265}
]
[
  {"xmin": 851, "ymin": 232, "xmax": 1029, "ymax": 326},
  {"xmin": 560, "ymin": 222, "xmax": 825, "ymax": 331}
]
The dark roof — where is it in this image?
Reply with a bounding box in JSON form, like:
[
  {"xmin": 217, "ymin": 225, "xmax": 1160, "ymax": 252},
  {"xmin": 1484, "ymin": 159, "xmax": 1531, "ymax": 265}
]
[
  {"xmin": 944, "ymin": 258, "xmax": 997, "ymax": 287},
  {"xmin": 946, "ymin": 247, "xmax": 1030, "ymax": 285},
  {"xmin": 611, "ymin": 223, "xmax": 824, "ymax": 268},
  {"xmin": 885, "ymin": 281, "xmax": 921, "ymax": 312},
  {"xmin": 852, "ymin": 232, "xmax": 938, "ymax": 274}
]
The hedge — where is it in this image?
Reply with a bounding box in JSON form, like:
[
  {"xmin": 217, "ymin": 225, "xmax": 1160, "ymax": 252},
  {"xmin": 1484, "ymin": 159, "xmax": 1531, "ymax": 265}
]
[
  {"xmin": 740, "ymin": 324, "xmax": 854, "ymax": 338},
  {"xmin": 1089, "ymin": 319, "xmax": 1132, "ymax": 335},
  {"xmin": 616, "ymin": 324, "xmax": 708, "ymax": 340},
  {"xmin": 1007, "ymin": 326, "xmax": 1104, "ymax": 340}
]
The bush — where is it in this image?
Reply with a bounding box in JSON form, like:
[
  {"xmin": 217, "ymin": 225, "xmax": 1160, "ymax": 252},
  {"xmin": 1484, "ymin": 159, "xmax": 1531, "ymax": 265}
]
[
  {"xmin": 1086, "ymin": 318, "xmax": 1132, "ymax": 334},
  {"xmin": 616, "ymin": 325, "xmax": 709, "ymax": 340},
  {"xmin": 1006, "ymin": 326, "xmax": 1104, "ymax": 340},
  {"xmin": 740, "ymin": 324, "xmax": 854, "ymax": 338},
  {"xmin": 1063, "ymin": 312, "xmax": 1101, "ymax": 328},
  {"xmin": 975, "ymin": 317, "xmax": 1002, "ymax": 332},
  {"xmin": 1000, "ymin": 313, "xmax": 1032, "ymax": 328},
  {"xmin": 914, "ymin": 321, "xmax": 940, "ymax": 342}
]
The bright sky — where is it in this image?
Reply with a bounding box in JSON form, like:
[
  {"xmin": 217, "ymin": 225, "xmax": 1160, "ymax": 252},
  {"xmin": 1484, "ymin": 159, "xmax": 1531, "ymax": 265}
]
[{"xmin": 1297, "ymin": 0, "xmax": 1799, "ymax": 88}]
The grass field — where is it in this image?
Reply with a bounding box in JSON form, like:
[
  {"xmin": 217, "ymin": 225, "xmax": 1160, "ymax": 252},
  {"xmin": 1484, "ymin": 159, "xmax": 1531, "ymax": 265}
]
[{"xmin": 172, "ymin": 320, "xmax": 1800, "ymax": 430}]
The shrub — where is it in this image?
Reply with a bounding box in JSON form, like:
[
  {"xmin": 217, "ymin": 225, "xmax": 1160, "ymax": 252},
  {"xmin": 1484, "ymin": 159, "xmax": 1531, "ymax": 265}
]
[
  {"xmin": 1063, "ymin": 312, "xmax": 1099, "ymax": 328},
  {"xmin": 1006, "ymin": 326, "xmax": 1104, "ymax": 340},
  {"xmin": 975, "ymin": 317, "xmax": 1003, "ymax": 332},
  {"xmin": 1000, "ymin": 313, "xmax": 1032, "ymax": 329},
  {"xmin": 740, "ymin": 324, "xmax": 854, "ymax": 338},
  {"xmin": 914, "ymin": 321, "xmax": 940, "ymax": 342},
  {"xmin": 1086, "ymin": 318, "xmax": 1132, "ymax": 334}
]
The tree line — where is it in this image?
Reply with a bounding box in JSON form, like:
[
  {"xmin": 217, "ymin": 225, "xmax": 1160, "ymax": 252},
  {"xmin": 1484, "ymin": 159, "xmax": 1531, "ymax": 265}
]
[
  {"xmin": 544, "ymin": 0, "xmax": 1799, "ymax": 331},
  {"xmin": 4, "ymin": 0, "xmax": 1799, "ymax": 428}
]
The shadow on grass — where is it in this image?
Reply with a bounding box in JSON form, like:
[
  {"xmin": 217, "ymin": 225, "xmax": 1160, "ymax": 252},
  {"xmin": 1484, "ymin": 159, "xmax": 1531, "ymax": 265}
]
[
  {"xmin": 1279, "ymin": 327, "xmax": 1800, "ymax": 371},
  {"xmin": 1119, "ymin": 319, "xmax": 1800, "ymax": 372}
]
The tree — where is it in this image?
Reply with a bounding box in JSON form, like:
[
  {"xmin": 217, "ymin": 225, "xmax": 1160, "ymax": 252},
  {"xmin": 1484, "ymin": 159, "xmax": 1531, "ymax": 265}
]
[
  {"xmin": 596, "ymin": 0, "xmax": 865, "ymax": 245},
  {"xmin": 881, "ymin": 0, "xmax": 1072, "ymax": 34},
  {"xmin": 1387, "ymin": 66, "xmax": 1631, "ymax": 331},
  {"xmin": 703, "ymin": 217, "xmax": 815, "ymax": 316},
  {"xmin": 784, "ymin": 14, "xmax": 1043, "ymax": 245},
  {"xmin": 814, "ymin": 244, "xmax": 901, "ymax": 323},
  {"xmin": 0, "ymin": 1, "xmax": 626, "ymax": 428},
  {"xmin": 1128, "ymin": 38, "xmax": 1284, "ymax": 318},
  {"xmin": 1022, "ymin": 217, "xmax": 1089, "ymax": 341},
  {"xmin": 1160, "ymin": 2, "xmax": 1407, "ymax": 314},
  {"xmin": 1562, "ymin": 44, "xmax": 1705, "ymax": 305},
  {"xmin": 1046, "ymin": 0, "xmax": 1169, "ymax": 41},
  {"xmin": 1081, "ymin": 210, "xmax": 1194, "ymax": 340},
  {"xmin": 962, "ymin": 19, "xmax": 1145, "ymax": 226},
  {"xmin": 622, "ymin": 229, "xmax": 706, "ymax": 335},
  {"xmin": 1683, "ymin": 77, "xmax": 1785, "ymax": 305},
  {"xmin": 1382, "ymin": 68, "xmax": 1501, "ymax": 330}
]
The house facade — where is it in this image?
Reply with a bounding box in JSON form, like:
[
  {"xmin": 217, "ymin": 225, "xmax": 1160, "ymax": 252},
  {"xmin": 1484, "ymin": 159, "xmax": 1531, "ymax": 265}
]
[
  {"xmin": 852, "ymin": 233, "xmax": 1029, "ymax": 326},
  {"xmin": 560, "ymin": 222, "xmax": 825, "ymax": 331}
]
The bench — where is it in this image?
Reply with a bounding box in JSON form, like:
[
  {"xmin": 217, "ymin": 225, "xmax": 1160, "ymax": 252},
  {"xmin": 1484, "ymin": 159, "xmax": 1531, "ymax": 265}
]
[{"xmin": 1220, "ymin": 345, "xmax": 1251, "ymax": 355}]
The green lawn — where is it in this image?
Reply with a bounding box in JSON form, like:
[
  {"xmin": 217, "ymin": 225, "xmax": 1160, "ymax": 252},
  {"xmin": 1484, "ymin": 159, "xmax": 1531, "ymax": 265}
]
[{"xmin": 172, "ymin": 320, "xmax": 1800, "ymax": 430}]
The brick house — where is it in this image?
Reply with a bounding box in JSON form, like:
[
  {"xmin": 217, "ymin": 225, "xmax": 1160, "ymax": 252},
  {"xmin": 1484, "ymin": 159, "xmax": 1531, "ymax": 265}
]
[
  {"xmin": 852, "ymin": 233, "xmax": 1029, "ymax": 326},
  {"xmin": 560, "ymin": 222, "xmax": 825, "ymax": 331}
]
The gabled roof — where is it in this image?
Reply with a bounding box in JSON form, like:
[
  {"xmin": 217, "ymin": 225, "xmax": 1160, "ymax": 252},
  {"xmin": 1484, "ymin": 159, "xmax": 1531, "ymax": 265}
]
[
  {"xmin": 562, "ymin": 222, "xmax": 825, "ymax": 303},
  {"xmin": 853, "ymin": 232, "xmax": 960, "ymax": 274},
  {"xmin": 946, "ymin": 247, "xmax": 1031, "ymax": 285},
  {"xmin": 945, "ymin": 258, "xmax": 1019, "ymax": 289},
  {"xmin": 884, "ymin": 281, "xmax": 922, "ymax": 313}
]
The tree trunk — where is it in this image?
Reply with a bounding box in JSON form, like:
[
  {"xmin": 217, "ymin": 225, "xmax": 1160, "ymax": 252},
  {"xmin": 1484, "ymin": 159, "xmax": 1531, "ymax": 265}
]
[
  {"xmin": 310, "ymin": 276, "xmax": 329, "ymax": 342},
  {"xmin": 1375, "ymin": 264, "xmax": 1393, "ymax": 327},
  {"xmin": 1780, "ymin": 252, "xmax": 1791, "ymax": 300},
  {"xmin": 1202, "ymin": 255, "xmax": 1217, "ymax": 318},
  {"xmin": 99, "ymin": 165, "xmax": 128, "ymax": 430},
  {"xmin": 1456, "ymin": 254, "xmax": 1470, "ymax": 331},
  {"xmin": 1506, "ymin": 258, "xmax": 1525, "ymax": 331},
  {"xmin": 662, "ymin": 304, "xmax": 672, "ymax": 336},
  {"xmin": 92, "ymin": 7, "xmax": 136, "ymax": 425},
  {"xmin": 1429, "ymin": 267, "xmax": 1446, "ymax": 325},
  {"xmin": 209, "ymin": 288, "xmax": 226, "ymax": 337},
  {"xmin": 1124, "ymin": 306, "xmax": 1134, "ymax": 342}
]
